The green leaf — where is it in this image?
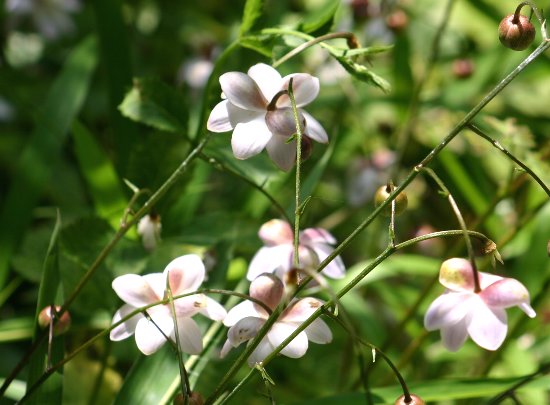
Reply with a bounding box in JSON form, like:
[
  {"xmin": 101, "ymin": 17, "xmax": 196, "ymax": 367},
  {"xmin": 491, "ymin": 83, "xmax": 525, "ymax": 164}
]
[
  {"xmin": 119, "ymin": 77, "xmax": 189, "ymax": 133},
  {"xmin": 72, "ymin": 121, "xmax": 128, "ymax": 230},
  {"xmin": 239, "ymin": 35, "xmax": 273, "ymax": 58},
  {"xmin": 113, "ymin": 345, "xmax": 179, "ymax": 405},
  {"xmin": 298, "ymin": 0, "xmax": 340, "ymax": 35},
  {"xmin": 0, "ymin": 36, "xmax": 97, "ymax": 289},
  {"xmin": 240, "ymin": 0, "xmax": 265, "ymax": 37},
  {"xmin": 333, "ymin": 55, "xmax": 391, "ymax": 93}
]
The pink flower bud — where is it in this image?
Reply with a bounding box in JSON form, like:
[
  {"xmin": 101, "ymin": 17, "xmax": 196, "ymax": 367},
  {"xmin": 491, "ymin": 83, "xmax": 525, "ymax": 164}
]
[{"xmin": 38, "ymin": 305, "xmax": 71, "ymax": 335}]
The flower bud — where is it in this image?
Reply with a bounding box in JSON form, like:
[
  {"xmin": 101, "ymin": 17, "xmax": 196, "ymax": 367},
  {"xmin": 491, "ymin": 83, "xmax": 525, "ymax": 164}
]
[
  {"xmin": 173, "ymin": 391, "xmax": 204, "ymax": 405},
  {"xmin": 374, "ymin": 183, "xmax": 408, "ymax": 216},
  {"xmin": 498, "ymin": 14, "xmax": 535, "ymax": 51},
  {"xmin": 394, "ymin": 394, "xmax": 425, "ymax": 405},
  {"xmin": 386, "ymin": 10, "xmax": 408, "ymax": 32},
  {"xmin": 452, "ymin": 58, "xmax": 475, "ymax": 79},
  {"xmin": 38, "ymin": 305, "xmax": 71, "ymax": 335}
]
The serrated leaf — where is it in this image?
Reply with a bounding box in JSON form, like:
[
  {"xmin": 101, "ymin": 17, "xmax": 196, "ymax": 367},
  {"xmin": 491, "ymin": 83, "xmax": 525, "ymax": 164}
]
[
  {"xmin": 240, "ymin": 0, "xmax": 265, "ymax": 36},
  {"xmin": 299, "ymin": 0, "xmax": 340, "ymax": 35},
  {"xmin": 334, "ymin": 55, "xmax": 391, "ymax": 93},
  {"xmin": 119, "ymin": 77, "xmax": 188, "ymax": 133}
]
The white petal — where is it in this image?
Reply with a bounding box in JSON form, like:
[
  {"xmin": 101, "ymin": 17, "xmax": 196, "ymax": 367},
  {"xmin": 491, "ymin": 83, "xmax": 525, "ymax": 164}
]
[
  {"xmin": 308, "ymin": 243, "xmax": 345, "ymax": 279},
  {"xmin": 176, "ymin": 317, "xmax": 203, "ymax": 354},
  {"xmin": 227, "ymin": 317, "xmax": 264, "ymax": 346},
  {"xmin": 267, "ymin": 322, "xmax": 308, "ymax": 358},
  {"xmin": 249, "ymin": 273, "xmax": 284, "ymax": 310},
  {"xmin": 266, "ymin": 134, "xmax": 296, "ymax": 171},
  {"xmin": 207, "ymin": 100, "xmax": 233, "ymax": 132},
  {"xmin": 304, "ymin": 318, "xmax": 332, "ymax": 344},
  {"xmin": 174, "ymin": 295, "xmax": 203, "ymax": 317},
  {"xmin": 224, "ymin": 301, "xmax": 267, "ymax": 327},
  {"xmin": 301, "ymin": 110, "xmax": 328, "ymax": 143},
  {"xmin": 219, "ymin": 71, "xmax": 267, "ymax": 111},
  {"xmin": 247, "ymin": 245, "xmax": 294, "ymax": 281},
  {"xmin": 247, "ymin": 337, "xmax": 274, "ymax": 366},
  {"xmin": 480, "ymin": 278, "xmax": 535, "ymax": 317},
  {"xmin": 282, "ymin": 297, "xmax": 323, "ymax": 322},
  {"xmin": 231, "ymin": 117, "xmax": 272, "ymax": 160},
  {"xmin": 467, "ymin": 296, "xmax": 507, "ymax": 351},
  {"xmin": 220, "ymin": 339, "xmax": 233, "ymax": 358},
  {"xmin": 247, "ymin": 63, "xmax": 282, "ymax": 102},
  {"xmin": 424, "ymin": 292, "xmax": 473, "ymax": 331},
  {"xmin": 439, "ymin": 258, "xmax": 476, "ymax": 292},
  {"xmin": 440, "ymin": 319, "xmax": 469, "ymax": 351},
  {"xmin": 134, "ymin": 314, "xmax": 173, "ymax": 355},
  {"xmin": 112, "ymin": 274, "xmax": 159, "ymax": 307},
  {"xmin": 164, "ymin": 254, "xmax": 205, "ymax": 294},
  {"xmin": 277, "ymin": 74, "xmax": 320, "ymax": 107},
  {"xmin": 258, "ymin": 219, "xmax": 293, "ymax": 246},
  {"xmin": 110, "ymin": 304, "xmax": 142, "ymax": 341},
  {"xmin": 300, "ymin": 227, "xmax": 336, "ymax": 244},
  {"xmin": 199, "ymin": 297, "xmax": 227, "ymax": 321},
  {"xmin": 142, "ymin": 273, "xmax": 165, "ymax": 303},
  {"xmin": 478, "ymin": 271, "xmax": 504, "ymax": 290}
]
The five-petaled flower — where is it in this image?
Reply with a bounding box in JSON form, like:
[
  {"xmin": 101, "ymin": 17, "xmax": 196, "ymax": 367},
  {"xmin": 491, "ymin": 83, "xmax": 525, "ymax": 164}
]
[
  {"xmin": 221, "ymin": 273, "xmax": 332, "ymax": 366},
  {"xmin": 424, "ymin": 257, "xmax": 536, "ymax": 352},
  {"xmin": 206, "ymin": 63, "xmax": 328, "ymax": 171},
  {"xmin": 110, "ymin": 254, "xmax": 226, "ymax": 355},
  {"xmin": 247, "ymin": 219, "xmax": 346, "ymax": 282}
]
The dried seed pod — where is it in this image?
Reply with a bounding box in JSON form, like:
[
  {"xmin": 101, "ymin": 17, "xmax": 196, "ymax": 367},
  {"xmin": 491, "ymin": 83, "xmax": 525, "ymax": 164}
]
[{"xmin": 498, "ymin": 14, "xmax": 535, "ymax": 51}]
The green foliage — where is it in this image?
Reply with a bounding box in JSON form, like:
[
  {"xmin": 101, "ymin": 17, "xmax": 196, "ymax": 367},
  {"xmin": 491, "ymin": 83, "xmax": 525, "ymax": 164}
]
[{"xmin": 240, "ymin": 0, "xmax": 266, "ymax": 36}]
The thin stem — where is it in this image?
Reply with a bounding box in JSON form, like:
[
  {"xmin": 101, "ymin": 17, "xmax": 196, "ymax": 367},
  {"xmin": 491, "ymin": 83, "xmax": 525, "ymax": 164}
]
[
  {"xmin": 486, "ymin": 363, "xmax": 550, "ymax": 404},
  {"xmin": 467, "ymin": 123, "xmax": 550, "ymax": 197},
  {"xmin": 289, "ymin": 77, "xmax": 303, "ymax": 268}
]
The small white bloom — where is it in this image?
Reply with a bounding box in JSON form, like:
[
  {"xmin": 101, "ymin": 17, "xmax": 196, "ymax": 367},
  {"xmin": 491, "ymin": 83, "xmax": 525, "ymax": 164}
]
[
  {"xmin": 221, "ymin": 273, "xmax": 332, "ymax": 366},
  {"xmin": 110, "ymin": 254, "xmax": 227, "ymax": 355},
  {"xmin": 137, "ymin": 213, "xmax": 162, "ymax": 251},
  {"xmin": 6, "ymin": 0, "xmax": 80, "ymax": 40},
  {"xmin": 206, "ymin": 63, "xmax": 329, "ymax": 171},
  {"xmin": 247, "ymin": 219, "xmax": 345, "ymax": 281},
  {"xmin": 424, "ymin": 258, "xmax": 536, "ymax": 352}
]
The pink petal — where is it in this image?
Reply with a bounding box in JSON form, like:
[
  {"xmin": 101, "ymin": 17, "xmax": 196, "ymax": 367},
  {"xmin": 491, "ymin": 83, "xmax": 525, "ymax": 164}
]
[
  {"xmin": 112, "ymin": 274, "xmax": 159, "ymax": 307},
  {"xmin": 227, "ymin": 317, "xmax": 264, "ymax": 346},
  {"xmin": 277, "ymin": 74, "xmax": 320, "ymax": 108},
  {"xmin": 301, "ymin": 227, "xmax": 336, "ymax": 245},
  {"xmin": 231, "ymin": 117, "xmax": 272, "ymax": 160},
  {"xmin": 247, "ymin": 245, "xmax": 294, "ymax": 281},
  {"xmin": 249, "ymin": 273, "xmax": 284, "ymax": 310},
  {"xmin": 306, "ymin": 242, "xmax": 345, "ymax": 279},
  {"xmin": 282, "ymin": 297, "xmax": 323, "ymax": 322},
  {"xmin": 141, "ymin": 273, "xmax": 165, "ymax": 302},
  {"xmin": 174, "ymin": 295, "xmax": 203, "ymax": 317},
  {"xmin": 247, "ymin": 337, "xmax": 274, "ymax": 366},
  {"xmin": 301, "ymin": 110, "xmax": 328, "ymax": 144},
  {"xmin": 480, "ymin": 278, "xmax": 536, "ymax": 318},
  {"xmin": 134, "ymin": 314, "xmax": 174, "ymax": 355},
  {"xmin": 439, "ymin": 258, "xmax": 476, "ymax": 292},
  {"xmin": 267, "ymin": 322, "xmax": 308, "ymax": 358},
  {"xmin": 110, "ymin": 304, "xmax": 142, "ymax": 341},
  {"xmin": 265, "ymin": 134, "xmax": 297, "ymax": 171},
  {"xmin": 199, "ymin": 296, "xmax": 228, "ymax": 321},
  {"xmin": 258, "ymin": 219, "xmax": 293, "ymax": 246},
  {"xmin": 175, "ymin": 317, "xmax": 203, "ymax": 354},
  {"xmin": 440, "ymin": 319, "xmax": 469, "ymax": 351},
  {"xmin": 304, "ymin": 318, "xmax": 332, "ymax": 344},
  {"xmin": 478, "ymin": 271, "xmax": 504, "ymax": 290},
  {"xmin": 164, "ymin": 254, "xmax": 205, "ymax": 294},
  {"xmin": 224, "ymin": 301, "xmax": 267, "ymax": 327},
  {"xmin": 467, "ymin": 296, "xmax": 507, "ymax": 350},
  {"xmin": 424, "ymin": 292, "xmax": 473, "ymax": 331},
  {"xmin": 219, "ymin": 71, "xmax": 267, "ymax": 111},
  {"xmin": 265, "ymin": 108, "xmax": 305, "ymax": 138},
  {"xmin": 247, "ymin": 63, "xmax": 282, "ymax": 102}
]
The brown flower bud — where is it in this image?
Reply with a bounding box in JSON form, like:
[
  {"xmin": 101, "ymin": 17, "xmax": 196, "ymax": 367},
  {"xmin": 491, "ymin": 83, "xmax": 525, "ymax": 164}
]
[
  {"xmin": 498, "ymin": 14, "xmax": 535, "ymax": 51},
  {"xmin": 374, "ymin": 183, "xmax": 408, "ymax": 216},
  {"xmin": 38, "ymin": 305, "xmax": 71, "ymax": 335},
  {"xmin": 394, "ymin": 394, "xmax": 426, "ymax": 405},
  {"xmin": 452, "ymin": 58, "xmax": 475, "ymax": 79}
]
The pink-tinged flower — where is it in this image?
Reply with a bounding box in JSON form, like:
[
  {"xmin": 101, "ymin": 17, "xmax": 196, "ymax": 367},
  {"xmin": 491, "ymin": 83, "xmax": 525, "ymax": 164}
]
[
  {"xmin": 247, "ymin": 219, "xmax": 345, "ymax": 281},
  {"xmin": 206, "ymin": 63, "xmax": 328, "ymax": 171},
  {"xmin": 424, "ymin": 258, "xmax": 536, "ymax": 351},
  {"xmin": 110, "ymin": 254, "xmax": 226, "ymax": 355},
  {"xmin": 137, "ymin": 213, "xmax": 162, "ymax": 251},
  {"xmin": 220, "ymin": 274, "xmax": 332, "ymax": 366}
]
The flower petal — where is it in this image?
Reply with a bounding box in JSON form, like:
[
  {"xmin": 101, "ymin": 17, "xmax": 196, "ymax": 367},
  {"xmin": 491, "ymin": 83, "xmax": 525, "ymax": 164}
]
[
  {"xmin": 207, "ymin": 100, "xmax": 233, "ymax": 132},
  {"xmin": 304, "ymin": 318, "xmax": 332, "ymax": 344},
  {"xmin": 301, "ymin": 227, "xmax": 336, "ymax": 245},
  {"xmin": 265, "ymin": 108, "xmax": 304, "ymax": 138},
  {"xmin": 247, "ymin": 63, "xmax": 282, "ymax": 102},
  {"xmin": 267, "ymin": 322, "xmax": 308, "ymax": 358},
  {"xmin": 249, "ymin": 273, "xmax": 284, "ymax": 310},
  {"xmin": 307, "ymin": 242, "xmax": 345, "ymax": 279},
  {"xmin": 164, "ymin": 254, "xmax": 205, "ymax": 294},
  {"xmin": 247, "ymin": 337, "xmax": 274, "ymax": 366},
  {"xmin": 227, "ymin": 317, "xmax": 264, "ymax": 346},
  {"xmin": 176, "ymin": 317, "xmax": 203, "ymax": 354},
  {"xmin": 467, "ymin": 296, "xmax": 507, "ymax": 350},
  {"xmin": 224, "ymin": 300, "xmax": 267, "ymax": 327},
  {"xmin": 282, "ymin": 297, "xmax": 323, "ymax": 322},
  {"xmin": 134, "ymin": 314, "xmax": 174, "ymax": 355},
  {"xmin": 301, "ymin": 110, "xmax": 328, "ymax": 143},
  {"xmin": 481, "ymin": 278, "xmax": 536, "ymax": 317},
  {"xmin": 424, "ymin": 292, "xmax": 473, "ymax": 331},
  {"xmin": 258, "ymin": 219, "xmax": 293, "ymax": 246},
  {"xmin": 247, "ymin": 245, "xmax": 294, "ymax": 281},
  {"xmin": 277, "ymin": 74, "xmax": 320, "ymax": 107},
  {"xmin": 174, "ymin": 295, "xmax": 203, "ymax": 317},
  {"xmin": 478, "ymin": 271, "xmax": 504, "ymax": 290},
  {"xmin": 112, "ymin": 274, "xmax": 159, "ymax": 307},
  {"xmin": 110, "ymin": 304, "xmax": 142, "ymax": 341},
  {"xmin": 219, "ymin": 71, "xmax": 267, "ymax": 111},
  {"xmin": 439, "ymin": 258, "xmax": 476, "ymax": 292},
  {"xmin": 142, "ymin": 273, "xmax": 165, "ymax": 302},
  {"xmin": 199, "ymin": 296, "xmax": 228, "ymax": 321},
  {"xmin": 440, "ymin": 319, "xmax": 469, "ymax": 351},
  {"xmin": 266, "ymin": 134, "xmax": 297, "ymax": 171},
  {"xmin": 231, "ymin": 117, "xmax": 272, "ymax": 160},
  {"xmin": 220, "ymin": 339, "xmax": 233, "ymax": 358}
]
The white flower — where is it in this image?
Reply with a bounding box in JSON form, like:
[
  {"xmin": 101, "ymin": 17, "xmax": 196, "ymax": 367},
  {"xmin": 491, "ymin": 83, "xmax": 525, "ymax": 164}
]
[
  {"xmin": 424, "ymin": 258, "xmax": 536, "ymax": 352},
  {"xmin": 6, "ymin": 0, "xmax": 81, "ymax": 40},
  {"xmin": 110, "ymin": 254, "xmax": 226, "ymax": 355},
  {"xmin": 206, "ymin": 63, "xmax": 329, "ymax": 171},
  {"xmin": 247, "ymin": 219, "xmax": 345, "ymax": 281},
  {"xmin": 137, "ymin": 213, "xmax": 162, "ymax": 251},
  {"xmin": 221, "ymin": 273, "xmax": 332, "ymax": 366}
]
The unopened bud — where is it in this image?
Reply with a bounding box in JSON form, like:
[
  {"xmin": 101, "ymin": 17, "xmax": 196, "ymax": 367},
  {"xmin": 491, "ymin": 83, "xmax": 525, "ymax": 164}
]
[
  {"xmin": 173, "ymin": 391, "xmax": 204, "ymax": 405},
  {"xmin": 498, "ymin": 13, "xmax": 535, "ymax": 51},
  {"xmin": 452, "ymin": 58, "xmax": 475, "ymax": 79},
  {"xmin": 38, "ymin": 305, "xmax": 71, "ymax": 335},
  {"xmin": 394, "ymin": 394, "xmax": 425, "ymax": 405}
]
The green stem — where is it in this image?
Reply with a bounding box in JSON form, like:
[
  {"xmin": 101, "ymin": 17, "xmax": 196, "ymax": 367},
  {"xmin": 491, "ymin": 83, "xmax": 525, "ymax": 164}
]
[{"xmin": 289, "ymin": 78, "xmax": 303, "ymax": 268}]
